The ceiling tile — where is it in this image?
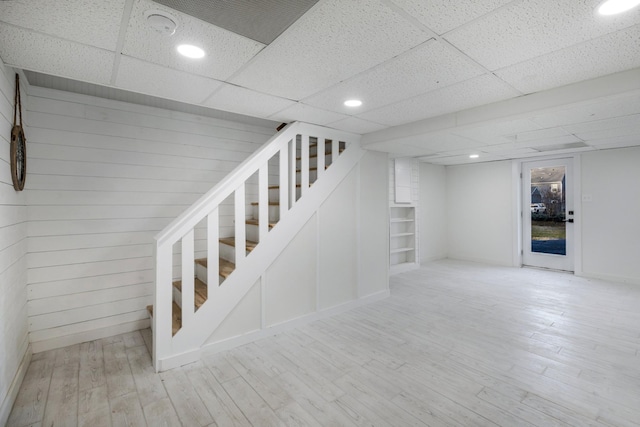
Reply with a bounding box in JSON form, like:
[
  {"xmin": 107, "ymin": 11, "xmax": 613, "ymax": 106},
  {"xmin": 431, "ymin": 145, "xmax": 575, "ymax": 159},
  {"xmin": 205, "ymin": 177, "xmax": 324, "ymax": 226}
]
[
  {"xmin": 452, "ymin": 119, "xmax": 542, "ymax": 143},
  {"xmin": 572, "ymin": 123, "xmax": 640, "ymax": 141},
  {"xmin": 388, "ymin": 0, "xmax": 513, "ymax": 35},
  {"xmin": 327, "ymin": 117, "xmax": 388, "ymax": 134},
  {"xmin": 303, "ymin": 39, "xmax": 485, "ymax": 114},
  {"xmin": 269, "ymin": 103, "xmax": 349, "ymax": 126},
  {"xmin": 0, "ymin": 0, "xmax": 125, "ymax": 51},
  {"xmin": 203, "ymin": 84, "xmax": 295, "ymax": 118},
  {"xmin": 115, "ymin": 56, "xmax": 222, "ymax": 104},
  {"xmin": 444, "ymin": 0, "xmax": 640, "ymax": 70},
  {"xmin": 496, "ymin": 25, "xmax": 640, "ymax": 94},
  {"xmin": 230, "ymin": 0, "xmax": 431, "ymax": 100},
  {"xmin": 531, "ymin": 94, "xmax": 640, "ymax": 128},
  {"xmin": 426, "ymin": 153, "xmax": 507, "ymax": 165},
  {"xmin": 561, "ymin": 114, "xmax": 640, "ymax": 135},
  {"xmin": 359, "ymin": 74, "xmax": 520, "ymax": 126},
  {"xmin": 0, "ymin": 24, "xmax": 114, "ymax": 85},
  {"xmin": 506, "ymin": 126, "xmax": 571, "ymax": 142},
  {"xmin": 587, "ymin": 136, "xmax": 640, "ymax": 149},
  {"xmin": 122, "ymin": 0, "xmax": 265, "ymax": 80}
]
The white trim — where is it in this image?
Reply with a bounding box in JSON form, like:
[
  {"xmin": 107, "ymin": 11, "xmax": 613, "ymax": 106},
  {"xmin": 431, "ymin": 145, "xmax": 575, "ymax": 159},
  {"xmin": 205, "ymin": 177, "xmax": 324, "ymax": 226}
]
[
  {"xmin": 0, "ymin": 345, "xmax": 32, "ymax": 427},
  {"xmin": 512, "ymin": 160, "xmax": 523, "ymax": 267},
  {"xmin": 573, "ymin": 154, "xmax": 583, "ymax": 277}
]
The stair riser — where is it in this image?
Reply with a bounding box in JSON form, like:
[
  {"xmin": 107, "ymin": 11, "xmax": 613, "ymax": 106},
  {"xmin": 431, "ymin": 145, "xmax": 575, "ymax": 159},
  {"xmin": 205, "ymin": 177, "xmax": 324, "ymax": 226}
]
[
  {"xmin": 246, "ymin": 223, "xmax": 259, "ymax": 242},
  {"xmin": 268, "ymin": 187, "xmax": 302, "ymax": 203},
  {"xmin": 252, "ymin": 204, "xmax": 280, "ymax": 222},
  {"xmin": 196, "ymin": 263, "xmax": 224, "ymax": 286},
  {"xmin": 219, "ymin": 242, "xmax": 250, "ymax": 264}
]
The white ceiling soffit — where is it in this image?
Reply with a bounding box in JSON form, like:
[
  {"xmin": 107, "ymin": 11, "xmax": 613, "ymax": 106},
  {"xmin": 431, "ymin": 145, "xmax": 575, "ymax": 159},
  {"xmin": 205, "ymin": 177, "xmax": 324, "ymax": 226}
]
[
  {"xmin": 23, "ymin": 70, "xmax": 280, "ymax": 128},
  {"xmin": 151, "ymin": 0, "xmax": 320, "ymax": 44}
]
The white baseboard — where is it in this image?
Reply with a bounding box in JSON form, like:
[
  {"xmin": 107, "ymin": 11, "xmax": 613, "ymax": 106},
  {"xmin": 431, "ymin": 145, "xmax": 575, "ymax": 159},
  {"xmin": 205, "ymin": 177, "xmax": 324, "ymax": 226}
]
[
  {"xmin": 0, "ymin": 344, "xmax": 32, "ymax": 427},
  {"xmin": 157, "ymin": 289, "xmax": 390, "ymax": 371},
  {"xmin": 31, "ymin": 319, "xmax": 150, "ymax": 353}
]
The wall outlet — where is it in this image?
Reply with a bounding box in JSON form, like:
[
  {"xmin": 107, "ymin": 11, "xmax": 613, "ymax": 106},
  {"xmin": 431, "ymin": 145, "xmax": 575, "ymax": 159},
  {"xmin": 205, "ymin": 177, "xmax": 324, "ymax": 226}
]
[{"xmin": 582, "ymin": 194, "xmax": 593, "ymax": 202}]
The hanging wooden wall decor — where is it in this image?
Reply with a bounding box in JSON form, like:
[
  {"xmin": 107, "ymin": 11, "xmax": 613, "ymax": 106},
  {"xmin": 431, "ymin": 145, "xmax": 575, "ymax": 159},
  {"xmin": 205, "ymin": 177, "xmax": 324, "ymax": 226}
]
[{"xmin": 11, "ymin": 73, "xmax": 26, "ymax": 191}]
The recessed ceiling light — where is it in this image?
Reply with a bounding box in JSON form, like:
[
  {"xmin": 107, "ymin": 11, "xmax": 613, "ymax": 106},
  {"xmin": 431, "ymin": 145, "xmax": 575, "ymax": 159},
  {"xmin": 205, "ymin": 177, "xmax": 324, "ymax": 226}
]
[
  {"xmin": 344, "ymin": 99, "xmax": 362, "ymax": 107},
  {"xmin": 597, "ymin": 0, "xmax": 640, "ymax": 15},
  {"xmin": 469, "ymin": 154, "xmax": 480, "ymax": 159},
  {"xmin": 177, "ymin": 44, "xmax": 205, "ymax": 59}
]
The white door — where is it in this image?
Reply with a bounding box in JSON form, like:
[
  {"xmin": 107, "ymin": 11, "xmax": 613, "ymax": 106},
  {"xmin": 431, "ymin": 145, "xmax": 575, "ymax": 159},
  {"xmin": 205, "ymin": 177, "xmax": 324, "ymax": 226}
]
[{"xmin": 522, "ymin": 158, "xmax": 574, "ymax": 271}]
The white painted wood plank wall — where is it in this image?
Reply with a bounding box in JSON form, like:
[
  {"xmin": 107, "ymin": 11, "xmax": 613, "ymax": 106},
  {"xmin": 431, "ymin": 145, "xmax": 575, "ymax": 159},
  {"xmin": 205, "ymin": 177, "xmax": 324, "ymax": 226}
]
[
  {"xmin": 0, "ymin": 60, "xmax": 29, "ymax": 425},
  {"xmin": 25, "ymin": 86, "xmax": 275, "ymax": 352}
]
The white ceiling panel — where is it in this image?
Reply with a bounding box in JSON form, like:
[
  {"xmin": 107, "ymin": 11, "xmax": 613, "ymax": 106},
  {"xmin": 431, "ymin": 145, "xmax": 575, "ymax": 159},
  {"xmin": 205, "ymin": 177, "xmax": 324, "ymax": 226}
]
[
  {"xmin": 302, "ymin": 39, "xmax": 485, "ymax": 114},
  {"xmin": 587, "ymin": 136, "xmax": 640, "ymax": 149},
  {"xmin": 203, "ymin": 84, "xmax": 295, "ymax": 118},
  {"xmin": 359, "ymin": 74, "xmax": 520, "ymax": 126},
  {"xmin": 452, "ymin": 119, "xmax": 542, "ymax": 143},
  {"xmin": 444, "ymin": 0, "xmax": 640, "ymax": 70},
  {"xmin": 269, "ymin": 103, "xmax": 349, "ymax": 126},
  {"xmin": 387, "ymin": 0, "xmax": 513, "ymax": 35},
  {"xmin": 531, "ymin": 94, "xmax": 640, "ymax": 128},
  {"xmin": 506, "ymin": 126, "xmax": 571, "ymax": 142},
  {"xmin": 427, "ymin": 153, "xmax": 507, "ymax": 165},
  {"xmin": 496, "ymin": 25, "xmax": 640, "ymax": 94},
  {"xmin": 0, "ymin": 24, "xmax": 114, "ymax": 85},
  {"xmin": 561, "ymin": 114, "xmax": 640, "ymax": 135},
  {"xmin": 327, "ymin": 117, "xmax": 389, "ymax": 134},
  {"xmin": 572, "ymin": 124, "xmax": 640, "ymax": 141},
  {"xmin": 122, "ymin": 0, "xmax": 265, "ymax": 80},
  {"xmin": 0, "ymin": 0, "xmax": 125, "ymax": 51},
  {"xmin": 115, "ymin": 56, "xmax": 222, "ymax": 104},
  {"xmin": 230, "ymin": 0, "xmax": 431, "ymax": 100}
]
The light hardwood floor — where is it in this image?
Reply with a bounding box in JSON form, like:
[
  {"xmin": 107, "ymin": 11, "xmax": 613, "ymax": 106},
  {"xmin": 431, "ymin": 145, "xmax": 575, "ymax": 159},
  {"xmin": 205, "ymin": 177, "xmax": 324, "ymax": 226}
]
[{"xmin": 8, "ymin": 260, "xmax": 640, "ymax": 426}]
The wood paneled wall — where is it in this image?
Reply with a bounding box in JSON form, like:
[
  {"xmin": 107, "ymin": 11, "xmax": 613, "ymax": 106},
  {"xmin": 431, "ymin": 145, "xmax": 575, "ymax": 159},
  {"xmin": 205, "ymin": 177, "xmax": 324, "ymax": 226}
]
[
  {"xmin": 0, "ymin": 61, "xmax": 29, "ymax": 424},
  {"xmin": 25, "ymin": 86, "xmax": 274, "ymax": 352}
]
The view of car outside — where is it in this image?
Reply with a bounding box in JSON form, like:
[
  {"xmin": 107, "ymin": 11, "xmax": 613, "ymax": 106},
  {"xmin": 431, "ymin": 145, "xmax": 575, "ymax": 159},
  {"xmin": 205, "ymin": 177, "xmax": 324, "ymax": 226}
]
[{"xmin": 530, "ymin": 166, "xmax": 566, "ymax": 255}]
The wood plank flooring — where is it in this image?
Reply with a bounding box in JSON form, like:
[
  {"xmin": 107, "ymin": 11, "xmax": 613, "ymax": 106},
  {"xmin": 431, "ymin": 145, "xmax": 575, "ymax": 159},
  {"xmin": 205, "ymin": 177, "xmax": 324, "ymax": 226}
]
[{"xmin": 8, "ymin": 260, "xmax": 640, "ymax": 426}]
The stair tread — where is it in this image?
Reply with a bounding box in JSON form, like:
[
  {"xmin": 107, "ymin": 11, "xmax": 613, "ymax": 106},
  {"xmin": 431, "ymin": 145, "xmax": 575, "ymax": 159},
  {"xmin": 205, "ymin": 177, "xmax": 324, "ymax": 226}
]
[
  {"xmin": 251, "ymin": 201, "xmax": 279, "ymax": 206},
  {"xmin": 173, "ymin": 278, "xmax": 207, "ymax": 309},
  {"xmin": 220, "ymin": 237, "xmax": 258, "ymax": 252},
  {"xmin": 245, "ymin": 219, "xmax": 275, "ymax": 228},
  {"xmin": 195, "ymin": 257, "xmax": 235, "ymax": 278},
  {"xmin": 146, "ymin": 303, "xmax": 181, "ymax": 335}
]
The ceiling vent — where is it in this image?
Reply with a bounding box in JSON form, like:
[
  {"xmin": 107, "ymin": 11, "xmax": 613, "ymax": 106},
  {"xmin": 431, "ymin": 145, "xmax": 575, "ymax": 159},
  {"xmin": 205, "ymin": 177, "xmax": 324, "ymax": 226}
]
[
  {"xmin": 534, "ymin": 141, "xmax": 589, "ymax": 152},
  {"xmin": 151, "ymin": 0, "xmax": 319, "ymax": 44}
]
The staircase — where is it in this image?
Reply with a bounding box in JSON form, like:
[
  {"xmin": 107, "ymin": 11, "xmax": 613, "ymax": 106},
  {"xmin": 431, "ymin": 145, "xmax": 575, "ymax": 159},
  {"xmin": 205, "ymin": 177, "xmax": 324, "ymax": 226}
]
[{"xmin": 149, "ymin": 122, "xmax": 361, "ymax": 371}]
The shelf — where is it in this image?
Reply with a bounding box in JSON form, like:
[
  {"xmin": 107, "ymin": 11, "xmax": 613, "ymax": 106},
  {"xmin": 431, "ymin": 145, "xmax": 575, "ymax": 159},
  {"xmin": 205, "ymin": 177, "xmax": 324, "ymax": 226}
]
[
  {"xmin": 390, "ymin": 247, "xmax": 415, "ymax": 254},
  {"xmin": 391, "ymin": 232, "xmax": 414, "ymax": 238},
  {"xmin": 389, "ymin": 205, "xmax": 417, "ymax": 269}
]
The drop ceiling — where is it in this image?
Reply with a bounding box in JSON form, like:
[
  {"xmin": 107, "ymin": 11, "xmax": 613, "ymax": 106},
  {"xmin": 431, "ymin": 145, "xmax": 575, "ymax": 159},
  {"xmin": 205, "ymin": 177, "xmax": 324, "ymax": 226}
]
[{"xmin": 1, "ymin": 0, "xmax": 639, "ymax": 165}]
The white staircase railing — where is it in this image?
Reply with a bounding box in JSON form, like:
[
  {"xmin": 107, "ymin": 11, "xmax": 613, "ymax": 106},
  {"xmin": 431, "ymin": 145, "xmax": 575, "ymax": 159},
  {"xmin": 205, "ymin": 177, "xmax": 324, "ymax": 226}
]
[{"xmin": 152, "ymin": 122, "xmax": 360, "ymax": 371}]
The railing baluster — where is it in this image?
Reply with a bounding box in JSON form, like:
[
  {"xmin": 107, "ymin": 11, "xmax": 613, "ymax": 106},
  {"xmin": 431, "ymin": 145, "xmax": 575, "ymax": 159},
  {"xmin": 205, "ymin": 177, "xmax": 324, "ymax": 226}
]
[
  {"xmin": 259, "ymin": 164, "xmax": 268, "ymax": 240},
  {"xmin": 181, "ymin": 229, "xmax": 195, "ymax": 327},
  {"xmin": 280, "ymin": 144, "xmax": 289, "ymax": 218},
  {"xmin": 154, "ymin": 243, "xmax": 172, "ymax": 369},
  {"xmin": 290, "ymin": 136, "xmax": 297, "ymax": 206},
  {"xmin": 234, "ymin": 184, "xmax": 246, "ymax": 266},
  {"xmin": 332, "ymin": 139, "xmax": 339, "ymax": 165},
  {"xmin": 301, "ymin": 134, "xmax": 309, "ymax": 195},
  {"xmin": 207, "ymin": 209, "xmax": 219, "ymax": 290},
  {"xmin": 316, "ymin": 137, "xmax": 325, "ymax": 181}
]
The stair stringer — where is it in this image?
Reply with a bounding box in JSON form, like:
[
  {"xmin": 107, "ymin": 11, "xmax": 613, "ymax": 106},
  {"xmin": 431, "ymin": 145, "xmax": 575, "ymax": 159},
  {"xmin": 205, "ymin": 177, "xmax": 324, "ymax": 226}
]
[{"xmin": 157, "ymin": 143, "xmax": 366, "ymax": 371}]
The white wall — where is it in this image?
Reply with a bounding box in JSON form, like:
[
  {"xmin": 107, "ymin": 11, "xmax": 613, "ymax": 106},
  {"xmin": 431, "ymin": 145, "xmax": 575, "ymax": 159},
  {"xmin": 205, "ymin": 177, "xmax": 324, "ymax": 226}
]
[
  {"xmin": 0, "ymin": 61, "xmax": 29, "ymax": 425},
  {"xmin": 419, "ymin": 162, "xmax": 447, "ymax": 262},
  {"xmin": 581, "ymin": 147, "xmax": 640, "ymax": 283},
  {"xmin": 25, "ymin": 87, "xmax": 275, "ymax": 352},
  {"xmin": 446, "ymin": 160, "xmax": 515, "ymax": 266}
]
